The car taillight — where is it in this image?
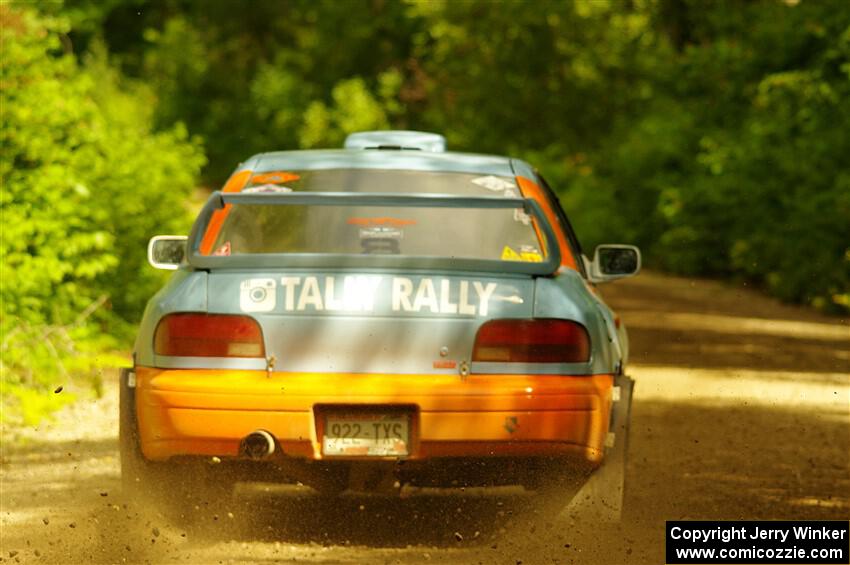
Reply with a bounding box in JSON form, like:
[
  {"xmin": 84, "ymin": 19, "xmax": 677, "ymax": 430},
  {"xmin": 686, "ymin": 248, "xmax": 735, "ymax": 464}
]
[
  {"xmin": 472, "ymin": 319, "xmax": 590, "ymax": 363},
  {"xmin": 154, "ymin": 313, "xmax": 265, "ymax": 357}
]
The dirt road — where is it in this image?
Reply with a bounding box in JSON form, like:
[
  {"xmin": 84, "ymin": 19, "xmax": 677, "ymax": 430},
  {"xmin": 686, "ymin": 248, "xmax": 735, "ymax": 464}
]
[{"xmin": 2, "ymin": 271, "xmax": 848, "ymax": 564}]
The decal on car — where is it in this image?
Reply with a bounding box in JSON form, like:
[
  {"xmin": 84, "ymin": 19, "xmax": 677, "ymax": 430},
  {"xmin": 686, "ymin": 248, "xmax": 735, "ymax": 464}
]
[
  {"xmin": 471, "ymin": 175, "xmax": 517, "ymax": 192},
  {"xmin": 501, "ymin": 245, "xmax": 543, "ymax": 262},
  {"xmin": 238, "ymin": 275, "xmax": 498, "ymax": 316},
  {"xmin": 249, "ymin": 171, "xmax": 301, "ymax": 184},
  {"xmin": 243, "ymin": 184, "xmax": 293, "ymax": 194}
]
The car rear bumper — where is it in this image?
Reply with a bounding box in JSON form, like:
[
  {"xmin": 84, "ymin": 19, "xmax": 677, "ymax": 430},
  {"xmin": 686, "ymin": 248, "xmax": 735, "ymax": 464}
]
[{"xmin": 134, "ymin": 367, "xmax": 614, "ymax": 464}]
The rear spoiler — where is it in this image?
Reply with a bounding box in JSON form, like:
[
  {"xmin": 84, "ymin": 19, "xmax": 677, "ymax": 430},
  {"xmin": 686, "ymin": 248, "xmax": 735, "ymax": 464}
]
[{"xmin": 186, "ymin": 191, "xmax": 561, "ymax": 276}]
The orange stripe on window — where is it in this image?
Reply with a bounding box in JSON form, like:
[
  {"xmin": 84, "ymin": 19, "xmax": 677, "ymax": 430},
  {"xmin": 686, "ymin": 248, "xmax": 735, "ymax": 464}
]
[
  {"xmin": 199, "ymin": 170, "xmax": 252, "ymax": 255},
  {"xmin": 515, "ymin": 176, "xmax": 578, "ymax": 270}
]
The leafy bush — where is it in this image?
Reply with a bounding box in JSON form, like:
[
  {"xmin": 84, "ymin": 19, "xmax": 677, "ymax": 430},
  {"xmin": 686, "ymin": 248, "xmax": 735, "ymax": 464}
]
[{"xmin": 0, "ymin": 5, "xmax": 204, "ymax": 425}]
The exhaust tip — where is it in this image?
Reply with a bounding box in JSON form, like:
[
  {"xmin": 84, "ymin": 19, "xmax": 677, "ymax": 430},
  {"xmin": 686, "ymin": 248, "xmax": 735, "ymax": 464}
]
[{"xmin": 240, "ymin": 429, "xmax": 276, "ymax": 460}]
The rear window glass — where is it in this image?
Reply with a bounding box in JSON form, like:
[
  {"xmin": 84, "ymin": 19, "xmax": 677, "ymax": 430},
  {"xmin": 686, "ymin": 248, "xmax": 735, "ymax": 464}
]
[
  {"xmin": 204, "ymin": 169, "xmax": 548, "ymax": 262},
  {"xmin": 209, "ymin": 204, "xmax": 545, "ymax": 262}
]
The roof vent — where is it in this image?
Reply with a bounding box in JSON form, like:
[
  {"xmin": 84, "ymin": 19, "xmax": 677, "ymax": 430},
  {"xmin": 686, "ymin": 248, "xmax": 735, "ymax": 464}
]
[{"xmin": 344, "ymin": 131, "xmax": 446, "ymax": 153}]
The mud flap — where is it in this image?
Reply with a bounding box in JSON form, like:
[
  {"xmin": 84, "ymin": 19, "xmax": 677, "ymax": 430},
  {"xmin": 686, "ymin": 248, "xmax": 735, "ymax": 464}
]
[
  {"xmin": 559, "ymin": 374, "xmax": 634, "ymax": 523},
  {"xmin": 119, "ymin": 367, "xmax": 147, "ymax": 495}
]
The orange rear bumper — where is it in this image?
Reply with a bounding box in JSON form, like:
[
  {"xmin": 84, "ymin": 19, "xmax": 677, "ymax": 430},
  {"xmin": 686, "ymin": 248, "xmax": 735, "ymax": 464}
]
[{"xmin": 135, "ymin": 367, "xmax": 613, "ymax": 463}]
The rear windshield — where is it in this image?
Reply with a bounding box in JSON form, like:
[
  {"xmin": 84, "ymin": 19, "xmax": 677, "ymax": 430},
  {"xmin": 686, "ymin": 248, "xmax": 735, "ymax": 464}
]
[{"xmin": 204, "ymin": 169, "xmax": 548, "ymax": 263}]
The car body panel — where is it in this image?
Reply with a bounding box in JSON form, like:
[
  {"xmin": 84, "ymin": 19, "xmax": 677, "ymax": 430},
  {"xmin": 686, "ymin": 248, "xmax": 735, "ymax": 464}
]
[
  {"xmin": 135, "ymin": 268, "xmax": 620, "ymax": 376},
  {"xmin": 135, "ymin": 367, "xmax": 613, "ymax": 463}
]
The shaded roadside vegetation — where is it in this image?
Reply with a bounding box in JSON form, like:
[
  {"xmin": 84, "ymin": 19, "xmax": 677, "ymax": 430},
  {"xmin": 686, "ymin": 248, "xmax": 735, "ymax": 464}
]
[{"xmin": 2, "ymin": 0, "xmax": 849, "ymax": 423}]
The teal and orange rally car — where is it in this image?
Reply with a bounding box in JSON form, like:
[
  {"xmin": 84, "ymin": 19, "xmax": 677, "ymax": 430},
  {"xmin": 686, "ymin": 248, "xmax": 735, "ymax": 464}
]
[{"xmin": 122, "ymin": 131, "xmax": 640, "ymax": 519}]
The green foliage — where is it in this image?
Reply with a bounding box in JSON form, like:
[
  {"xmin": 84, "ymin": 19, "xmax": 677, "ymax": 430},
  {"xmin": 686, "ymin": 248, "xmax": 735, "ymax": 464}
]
[
  {"xmin": 571, "ymin": 0, "xmax": 850, "ymax": 311},
  {"xmin": 299, "ymin": 74, "xmax": 400, "ymax": 149},
  {"xmin": 94, "ymin": 0, "xmax": 419, "ymax": 181},
  {"xmin": 0, "ymin": 4, "xmax": 204, "ymax": 425},
  {"xmin": 3, "ymin": 0, "xmax": 849, "ymax": 428},
  {"xmin": 2, "ymin": 0, "xmax": 848, "ymax": 427}
]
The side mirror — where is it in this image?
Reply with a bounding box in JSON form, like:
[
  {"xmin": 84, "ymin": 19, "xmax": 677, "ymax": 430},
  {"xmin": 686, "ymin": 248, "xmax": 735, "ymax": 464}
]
[
  {"xmin": 588, "ymin": 244, "xmax": 641, "ymax": 283},
  {"xmin": 147, "ymin": 235, "xmax": 187, "ymax": 270}
]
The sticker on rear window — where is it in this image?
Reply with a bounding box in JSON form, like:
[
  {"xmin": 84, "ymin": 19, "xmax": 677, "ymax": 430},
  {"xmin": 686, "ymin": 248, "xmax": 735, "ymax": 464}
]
[
  {"xmin": 471, "ymin": 175, "xmax": 517, "ymax": 192},
  {"xmin": 501, "ymin": 246, "xmax": 522, "ymax": 261},
  {"xmin": 514, "ymin": 209, "xmax": 532, "ymax": 225},
  {"xmin": 250, "ymin": 171, "xmax": 300, "ymax": 184},
  {"xmin": 502, "ymin": 245, "xmax": 542, "ymax": 262},
  {"xmin": 519, "ymin": 245, "xmax": 542, "ymax": 262},
  {"xmin": 243, "ymin": 184, "xmax": 293, "ymax": 194}
]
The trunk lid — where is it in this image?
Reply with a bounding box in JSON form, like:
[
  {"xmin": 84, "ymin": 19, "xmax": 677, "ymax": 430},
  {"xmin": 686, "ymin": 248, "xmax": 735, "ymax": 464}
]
[{"xmin": 207, "ymin": 270, "xmax": 534, "ymax": 374}]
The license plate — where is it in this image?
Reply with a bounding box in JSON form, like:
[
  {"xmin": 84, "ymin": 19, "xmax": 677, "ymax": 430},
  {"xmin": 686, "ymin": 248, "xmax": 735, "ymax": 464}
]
[{"xmin": 323, "ymin": 413, "xmax": 410, "ymax": 457}]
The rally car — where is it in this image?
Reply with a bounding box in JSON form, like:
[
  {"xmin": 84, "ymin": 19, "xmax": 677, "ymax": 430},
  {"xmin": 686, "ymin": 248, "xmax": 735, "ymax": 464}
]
[{"xmin": 121, "ymin": 130, "xmax": 640, "ymax": 520}]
